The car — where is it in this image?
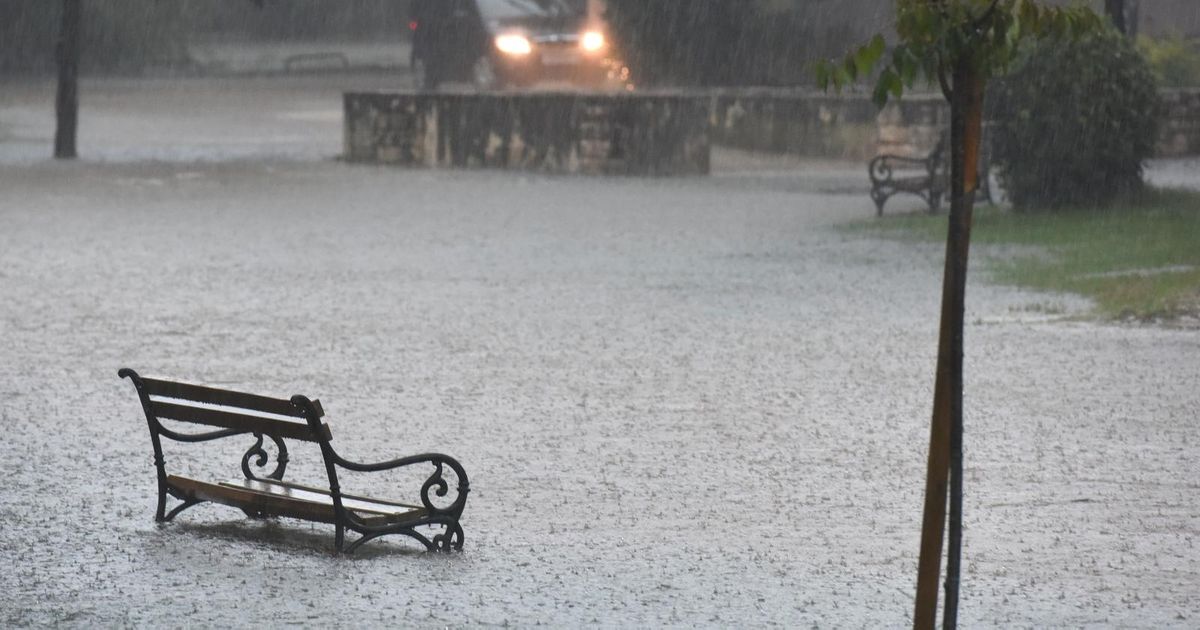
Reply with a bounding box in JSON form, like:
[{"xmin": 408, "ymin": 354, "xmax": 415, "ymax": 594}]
[{"xmin": 409, "ymin": 0, "xmax": 619, "ymax": 89}]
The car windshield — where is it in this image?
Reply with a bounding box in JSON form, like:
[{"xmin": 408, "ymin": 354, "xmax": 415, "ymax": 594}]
[{"xmin": 476, "ymin": 0, "xmax": 585, "ymax": 22}]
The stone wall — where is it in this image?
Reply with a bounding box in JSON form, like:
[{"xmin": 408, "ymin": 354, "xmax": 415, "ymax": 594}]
[
  {"xmin": 344, "ymin": 88, "xmax": 1200, "ymax": 174},
  {"xmin": 1158, "ymin": 89, "xmax": 1200, "ymax": 157},
  {"xmin": 710, "ymin": 88, "xmax": 1200, "ymax": 160},
  {"xmin": 344, "ymin": 91, "xmax": 710, "ymax": 176},
  {"xmin": 708, "ymin": 89, "xmax": 947, "ymax": 160}
]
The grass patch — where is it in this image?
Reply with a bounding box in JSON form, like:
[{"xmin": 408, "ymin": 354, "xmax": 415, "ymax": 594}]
[{"xmin": 847, "ymin": 188, "xmax": 1200, "ymax": 319}]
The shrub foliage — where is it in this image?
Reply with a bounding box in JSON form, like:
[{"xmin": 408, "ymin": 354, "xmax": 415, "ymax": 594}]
[
  {"xmin": 991, "ymin": 28, "xmax": 1161, "ymax": 209},
  {"xmin": 1138, "ymin": 36, "xmax": 1200, "ymax": 88}
]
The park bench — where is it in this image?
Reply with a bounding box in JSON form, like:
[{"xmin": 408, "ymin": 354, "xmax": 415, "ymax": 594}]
[
  {"xmin": 868, "ymin": 134, "xmax": 993, "ymax": 216},
  {"xmin": 119, "ymin": 368, "xmax": 469, "ymax": 553}
]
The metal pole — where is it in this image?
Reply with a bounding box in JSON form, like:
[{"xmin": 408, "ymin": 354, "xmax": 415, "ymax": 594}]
[{"xmin": 54, "ymin": 0, "xmax": 82, "ymax": 159}]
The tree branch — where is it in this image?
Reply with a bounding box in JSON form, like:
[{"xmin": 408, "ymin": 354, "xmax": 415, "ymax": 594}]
[
  {"xmin": 936, "ymin": 54, "xmax": 953, "ymax": 101},
  {"xmin": 971, "ymin": 0, "xmax": 1002, "ymax": 30}
]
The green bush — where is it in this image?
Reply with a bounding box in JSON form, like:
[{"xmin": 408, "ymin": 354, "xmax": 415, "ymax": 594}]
[
  {"xmin": 990, "ymin": 28, "xmax": 1161, "ymax": 210},
  {"xmin": 1137, "ymin": 36, "xmax": 1200, "ymax": 88}
]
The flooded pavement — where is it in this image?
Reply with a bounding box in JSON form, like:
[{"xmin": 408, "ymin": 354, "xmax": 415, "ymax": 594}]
[
  {"xmin": 0, "ymin": 74, "xmax": 404, "ymax": 164},
  {"xmin": 186, "ymin": 40, "xmax": 410, "ymax": 75},
  {"xmin": 1, "ymin": 77, "xmax": 1198, "ymax": 627}
]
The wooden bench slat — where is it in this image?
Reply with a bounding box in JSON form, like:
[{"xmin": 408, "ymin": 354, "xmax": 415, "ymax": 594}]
[
  {"xmin": 246, "ymin": 477, "xmax": 423, "ymax": 512},
  {"xmin": 150, "ymin": 401, "xmax": 332, "ymax": 442},
  {"xmin": 141, "ymin": 377, "xmax": 314, "ymax": 418},
  {"xmin": 167, "ymin": 475, "xmax": 423, "ymax": 527},
  {"xmin": 234, "ymin": 479, "xmax": 424, "ymax": 517},
  {"xmin": 169, "ymin": 475, "xmax": 336, "ymax": 523}
]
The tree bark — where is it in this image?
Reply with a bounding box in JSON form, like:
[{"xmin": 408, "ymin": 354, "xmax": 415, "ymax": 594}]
[
  {"xmin": 54, "ymin": 0, "xmax": 82, "ymax": 160},
  {"xmin": 941, "ymin": 58, "xmax": 984, "ymax": 630},
  {"xmin": 912, "ymin": 57, "xmax": 984, "ymax": 630},
  {"xmin": 1105, "ymin": 0, "xmax": 1127, "ymax": 35}
]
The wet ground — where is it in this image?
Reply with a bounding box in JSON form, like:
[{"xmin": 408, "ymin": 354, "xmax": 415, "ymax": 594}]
[
  {"xmin": 1, "ymin": 76, "xmax": 1198, "ymax": 628},
  {"xmin": 0, "ymin": 74, "xmax": 407, "ymax": 164},
  {"xmin": 186, "ymin": 39, "xmax": 410, "ymax": 75}
]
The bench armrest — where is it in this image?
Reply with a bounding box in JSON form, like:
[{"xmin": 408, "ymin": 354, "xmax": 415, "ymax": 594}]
[{"xmin": 331, "ymin": 452, "xmax": 470, "ymax": 518}]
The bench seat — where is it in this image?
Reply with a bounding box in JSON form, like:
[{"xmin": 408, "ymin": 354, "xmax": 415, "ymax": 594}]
[{"xmin": 168, "ymin": 475, "xmax": 426, "ymax": 527}]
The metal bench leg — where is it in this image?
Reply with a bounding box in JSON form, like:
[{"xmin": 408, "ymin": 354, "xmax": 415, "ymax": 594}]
[
  {"xmin": 163, "ymin": 497, "xmax": 204, "ymax": 521},
  {"xmin": 871, "ymin": 189, "xmax": 888, "ymax": 217}
]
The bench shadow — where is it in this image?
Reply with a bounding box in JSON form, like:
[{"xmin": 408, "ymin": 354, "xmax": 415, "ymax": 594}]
[{"xmin": 164, "ymin": 518, "xmax": 432, "ymax": 559}]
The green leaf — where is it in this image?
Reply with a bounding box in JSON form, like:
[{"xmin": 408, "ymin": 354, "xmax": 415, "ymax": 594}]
[
  {"xmin": 886, "ymin": 70, "xmax": 904, "ymax": 98},
  {"xmin": 833, "ymin": 64, "xmax": 852, "ymax": 89},
  {"xmin": 843, "ymin": 56, "xmax": 859, "ymax": 82},
  {"xmin": 871, "ymin": 68, "xmax": 905, "ymax": 107},
  {"xmin": 858, "ymin": 34, "xmax": 887, "ymax": 73},
  {"xmin": 819, "ymin": 1, "xmax": 1104, "ymax": 97},
  {"xmin": 815, "ymin": 62, "xmax": 830, "ymax": 91},
  {"xmin": 854, "ymin": 55, "xmax": 872, "ymax": 79},
  {"xmin": 872, "ymin": 81, "xmax": 889, "ymax": 108}
]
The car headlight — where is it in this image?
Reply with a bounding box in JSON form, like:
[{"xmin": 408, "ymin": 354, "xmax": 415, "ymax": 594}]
[
  {"xmin": 495, "ymin": 34, "xmax": 533, "ymax": 56},
  {"xmin": 580, "ymin": 30, "xmax": 606, "ymax": 53}
]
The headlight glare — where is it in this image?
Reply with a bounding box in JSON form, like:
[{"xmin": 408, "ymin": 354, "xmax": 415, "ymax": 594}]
[
  {"xmin": 581, "ymin": 31, "xmax": 606, "ymax": 53},
  {"xmin": 495, "ymin": 34, "xmax": 533, "ymax": 56}
]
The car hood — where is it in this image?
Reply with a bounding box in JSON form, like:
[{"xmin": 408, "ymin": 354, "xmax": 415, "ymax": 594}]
[
  {"xmin": 494, "ymin": 15, "xmax": 588, "ymax": 35},
  {"xmin": 489, "ymin": 14, "xmax": 586, "ymax": 38}
]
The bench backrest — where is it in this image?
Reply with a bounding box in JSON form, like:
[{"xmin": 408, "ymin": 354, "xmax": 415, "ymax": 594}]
[{"xmin": 122, "ymin": 369, "xmax": 331, "ymax": 442}]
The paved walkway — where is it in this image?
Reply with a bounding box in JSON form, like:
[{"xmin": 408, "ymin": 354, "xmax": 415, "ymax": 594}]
[
  {"xmin": 1, "ymin": 77, "xmax": 1198, "ymax": 628},
  {"xmin": 5, "ymin": 74, "xmax": 1199, "ymax": 194},
  {"xmin": 186, "ymin": 39, "xmax": 410, "ymax": 75}
]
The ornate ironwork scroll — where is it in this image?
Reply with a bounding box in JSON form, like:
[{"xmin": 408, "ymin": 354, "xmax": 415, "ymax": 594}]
[{"xmin": 240, "ymin": 432, "xmax": 289, "ymax": 481}]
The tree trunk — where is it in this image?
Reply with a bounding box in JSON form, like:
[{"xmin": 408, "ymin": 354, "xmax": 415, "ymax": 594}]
[
  {"xmin": 1126, "ymin": 0, "xmax": 1140, "ymax": 39},
  {"xmin": 1105, "ymin": 0, "xmax": 1127, "ymax": 35},
  {"xmin": 54, "ymin": 0, "xmax": 82, "ymax": 160},
  {"xmin": 941, "ymin": 58, "xmax": 984, "ymax": 630},
  {"xmin": 912, "ymin": 57, "xmax": 984, "ymax": 630}
]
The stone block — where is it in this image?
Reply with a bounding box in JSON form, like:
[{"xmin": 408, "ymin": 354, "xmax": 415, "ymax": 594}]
[{"xmin": 344, "ymin": 91, "xmax": 710, "ymax": 176}]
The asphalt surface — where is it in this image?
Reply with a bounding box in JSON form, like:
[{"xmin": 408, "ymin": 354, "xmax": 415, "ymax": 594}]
[{"xmin": 1, "ymin": 76, "xmax": 1198, "ymax": 628}]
